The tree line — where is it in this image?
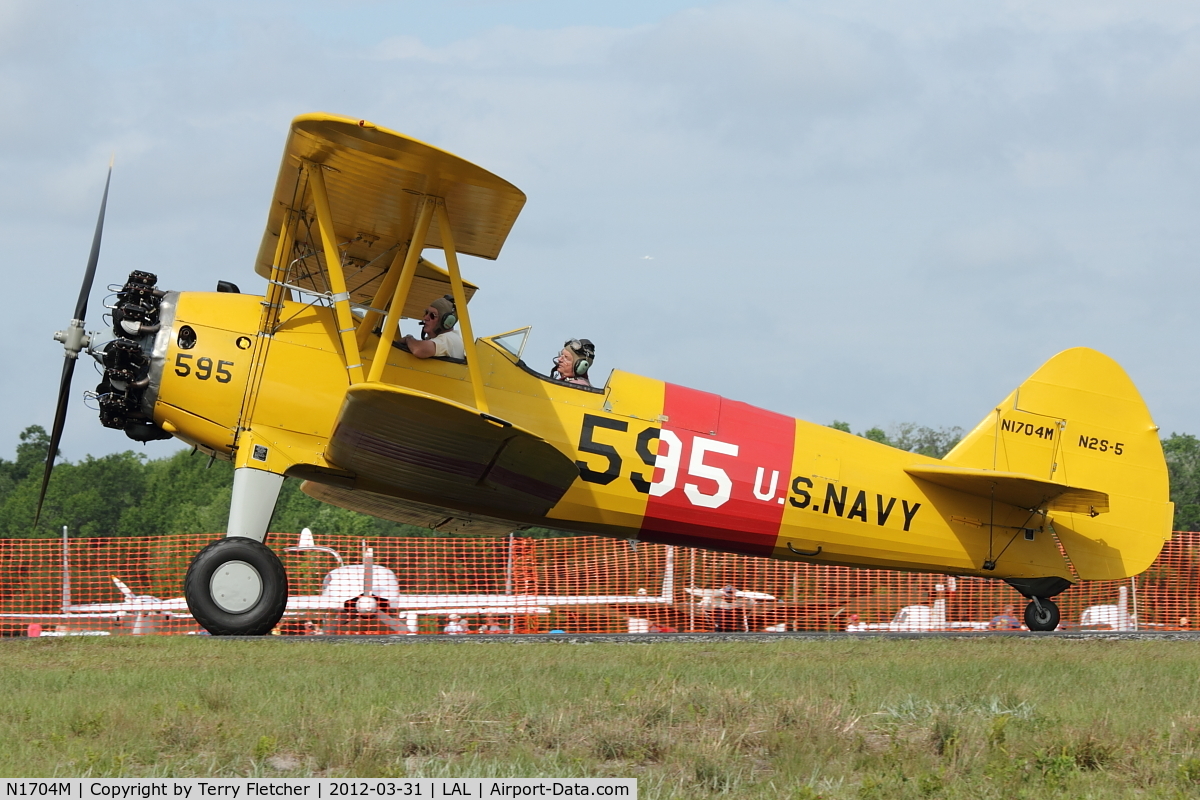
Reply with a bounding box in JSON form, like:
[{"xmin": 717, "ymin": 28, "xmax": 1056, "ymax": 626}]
[
  {"xmin": 2, "ymin": 423, "xmax": 1198, "ymax": 538},
  {"xmin": 0, "ymin": 426, "xmax": 436, "ymax": 539}
]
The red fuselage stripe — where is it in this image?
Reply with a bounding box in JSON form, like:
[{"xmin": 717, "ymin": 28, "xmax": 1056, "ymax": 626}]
[{"xmin": 638, "ymin": 384, "xmax": 795, "ymax": 557}]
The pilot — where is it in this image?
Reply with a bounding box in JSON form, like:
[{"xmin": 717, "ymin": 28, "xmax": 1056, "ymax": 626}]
[
  {"xmin": 552, "ymin": 338, "xmax": 595, "ymax": 387},
  {"xmin": 401, "ymin": 295, "xmax": 465, "ymax": 359}
]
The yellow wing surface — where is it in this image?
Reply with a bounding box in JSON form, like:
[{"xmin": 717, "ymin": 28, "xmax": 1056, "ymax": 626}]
[
  {"xmin": 325, "ymin": 384, "xmax": 579, "ymax": 518},
  {"xmin": 253, "ymin": 113, "xmax": 524, "ymax": 316}
]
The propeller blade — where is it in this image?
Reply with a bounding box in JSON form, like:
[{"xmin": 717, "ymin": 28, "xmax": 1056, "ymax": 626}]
[
  {"xmin": 36, "ymin": 160, "xmax": 114, "ymax": 527},
  {"xmin": 33, "ymin": 357, "xmax": 74, "ymax": 526},
  {"xmin": 74, "ymin": 159, "xmax": 113, "ymax": 324},
  {"xmin": 375, "ymin": 611, "xmax": 409, "ymax": 634}
]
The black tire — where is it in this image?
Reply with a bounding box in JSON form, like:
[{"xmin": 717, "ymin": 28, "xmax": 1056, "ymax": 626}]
[
  {"xmin": 1024, "ymin": 598, "xmax": 1060, "ymax": 632},
  {"xmin": 184, "ymin": 537, "xmax": 288, "ymax": 636}
]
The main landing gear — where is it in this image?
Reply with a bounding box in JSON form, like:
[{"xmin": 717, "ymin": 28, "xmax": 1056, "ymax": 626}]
[
  {"xmin": 1023, "ymin": 597, "xmax": 1060, "ymax": 632},
  {"xmin": 184, "ymin": 466, "xmax": 288, "ymax": 635},
  {"xmin": 184, "ymin": 538, "xmax": 288, "ymax": 635}
]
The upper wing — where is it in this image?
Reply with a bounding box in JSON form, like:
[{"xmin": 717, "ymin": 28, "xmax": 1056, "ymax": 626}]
[{"xmin": 254, "ymin": 113, "xmax": 524, "ymax": 315}]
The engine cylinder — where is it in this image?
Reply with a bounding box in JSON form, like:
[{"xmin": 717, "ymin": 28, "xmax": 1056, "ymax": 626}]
[{"xmin": 112, "ymin": 270, "xmax": 164, "ymax": 337}]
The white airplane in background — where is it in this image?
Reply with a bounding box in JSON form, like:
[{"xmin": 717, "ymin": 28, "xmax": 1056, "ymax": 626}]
[
  {"xmin": 845, "ymin": 582, "xmax": 1135, "ymax": 632},
  {"xmin": 0, "ymin": 573, "xmax": 165, "ymax": 635},
  {"xmin": 277, "ymin": 529, "xmax": 550, "ymax": 633},
  {"xmin": 683, "ymin": 587, "xmax": 777, "ymax": 604},
  {"xmin": 845, "ymin": 578, "xmax": 991, "ymax": 632},
  {"xmin": 16, "ymin": 530, "xmax": 676, "ymax": 634},
  {"xmin": 681, "ymin": 586, "xmax": 778, "ymax": 633},
  {"xmin": 1078, "ymin": 586, "xmax": 1132, "ymax": 630}
]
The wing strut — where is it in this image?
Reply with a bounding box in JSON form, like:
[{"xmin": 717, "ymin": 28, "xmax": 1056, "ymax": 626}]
[
  {"xmin": 235, "ymin": 197, "xmax": 300, "ymax": 438},
  {"xmin": 306, "ymin": 162, "xmax": 365, "ymax": 384},
  {"xmin": 436, "ymin": 199, "xmax": 489, "ymax": 414},
  {"xmin": 367, "ymin": 197, "xmax": 436, "ymax": 382},
  {"xmin": 355, "ymin": 243, "xmax": 409, "ymax": 350},
  {"xmin": 357, "ymin": 194, "xmax": 490, "ymax": 413}
]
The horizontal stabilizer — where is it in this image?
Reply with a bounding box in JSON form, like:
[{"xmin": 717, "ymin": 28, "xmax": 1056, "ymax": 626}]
[{"xmin": 905, "ymin": 464, "xmax": 1109, "ymax": 515}]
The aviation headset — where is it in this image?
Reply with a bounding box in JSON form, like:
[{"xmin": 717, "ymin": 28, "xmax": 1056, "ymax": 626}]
[
  {"xmin": 564, "ymin": 338, "xmax": 594, "ymax": 377},
  {"xmin": 425, "ymin": 295, "xmax": 457, "ymax": 337},
  {"xmin": 440, "ymin": 295, "xmax": 458, "ymax": 331}
]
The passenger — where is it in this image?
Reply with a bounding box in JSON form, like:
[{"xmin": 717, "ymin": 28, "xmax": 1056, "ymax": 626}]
[
  {"xmin": 552, "ymin": 338, "xmax": 595, "ymax": 387},
  {"xmin": 400, "ymin": 295, "xmax": 464, "ymax": 359},
  {"xmin": 443, "ymin": 614, "xmax": 467, "ymax": 635}
]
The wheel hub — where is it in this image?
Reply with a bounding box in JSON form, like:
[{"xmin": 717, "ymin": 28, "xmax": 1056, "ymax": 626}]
[{"xmin": 209, "ymin": 560, "xmax": 263, "ymax": 614}]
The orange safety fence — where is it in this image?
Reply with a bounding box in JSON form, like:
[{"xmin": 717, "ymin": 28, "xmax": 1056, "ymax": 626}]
[{"xmin": 2, "ymin": 532, "xmax": 1197, "ymax": 636}]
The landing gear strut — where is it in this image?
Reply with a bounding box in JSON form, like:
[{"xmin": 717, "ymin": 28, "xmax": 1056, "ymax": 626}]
[
  {"xmin": 1023, "ymin": 597, "xmax": 1060, "ymax": 632},
  {"xmin": 184, "ymin": 537, "xmax": 288, "ymax": 636},
  {"xmin": 185, "ymin": 466, "xmax": 287, "ymax": 635}
]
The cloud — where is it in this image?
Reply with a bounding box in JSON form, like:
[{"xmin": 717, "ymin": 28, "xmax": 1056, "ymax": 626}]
[
  {"xmin": 373, "ymin": 24, "xmax": 630, "ymax": 68},
  {"xmin": 4, "ymin": 0, "xmax": 1200, "ymax": 463},
  {"xmin": 925, "ymin": 220, "xmax": 1067, "ymax": 279}
]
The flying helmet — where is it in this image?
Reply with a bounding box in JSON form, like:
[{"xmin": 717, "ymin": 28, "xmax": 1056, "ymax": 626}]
[{"xmin": 563, "ymin": 338, "xmax": 595, "ymax": 376}]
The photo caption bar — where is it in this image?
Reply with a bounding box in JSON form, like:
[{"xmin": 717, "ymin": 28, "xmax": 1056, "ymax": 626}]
[{"xmin": 2, "ymin": 781, "xmax": 635, "ymax": 800}]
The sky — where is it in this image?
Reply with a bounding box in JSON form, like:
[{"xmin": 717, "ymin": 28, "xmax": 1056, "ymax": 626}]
[{"xmin": 2, "ymin": 0, "xmax": 1199, "ymax": 464}]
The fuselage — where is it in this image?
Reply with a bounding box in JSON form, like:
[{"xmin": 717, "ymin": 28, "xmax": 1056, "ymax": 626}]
[{"xmin": 113, "ymin": 289, "xmax": 1077, "ymax": 583}]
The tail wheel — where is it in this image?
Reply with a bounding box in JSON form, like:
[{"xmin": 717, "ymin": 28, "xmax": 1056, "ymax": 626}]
[
  {"xmin": 184, "ymin": 537, "xmax": 288, "ymax": 636},
  {"xmin": 1024, "ymin": 598, "xmax": 1060, "ymax": 632}
]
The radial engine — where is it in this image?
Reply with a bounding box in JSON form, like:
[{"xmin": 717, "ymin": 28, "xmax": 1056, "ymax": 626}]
[{"xmin": 95, "ymin": 270, "xmax": 173, "ymax": 443}]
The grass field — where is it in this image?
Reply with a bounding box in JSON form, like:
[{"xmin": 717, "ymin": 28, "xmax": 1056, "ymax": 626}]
[{"xmin": 3, "ymin": 637, "xmax": 1200, "ymax": 798}]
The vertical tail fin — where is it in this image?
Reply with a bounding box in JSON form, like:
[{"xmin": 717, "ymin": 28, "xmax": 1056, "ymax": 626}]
[
  {"xmin": 112, "ymin": 577, "xmax": 136, "ymax": 601},
  {"xmin": 298, "ymin": 527, "xmax": 316, "ymax": 548},
  {"xmin": 943, "ymin": 347, "xmax": 1172, "ymax": 580}
]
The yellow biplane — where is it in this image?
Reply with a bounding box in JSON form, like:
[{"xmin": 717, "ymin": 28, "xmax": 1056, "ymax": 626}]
[{"xmin": 41, "ymin": 113, "xmax": 1172, "ymax": 635}]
